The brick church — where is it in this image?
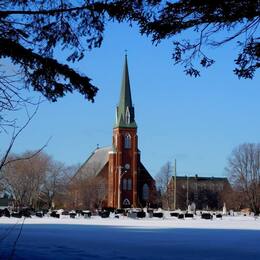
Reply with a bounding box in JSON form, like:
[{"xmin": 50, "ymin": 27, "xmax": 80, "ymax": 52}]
[{"xmin": 75, "ymin": 56, "xmax": 156, "ymax": 208}]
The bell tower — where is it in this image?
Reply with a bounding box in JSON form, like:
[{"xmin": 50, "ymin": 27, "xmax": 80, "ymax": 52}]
[{"xmin": 108, "ymin": 55, "xmax": 138, "ymax": 208}]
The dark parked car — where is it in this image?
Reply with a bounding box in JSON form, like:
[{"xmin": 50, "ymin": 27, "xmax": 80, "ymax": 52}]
[
  {"xmin": 61, "ymin": 210, "xmax": 70, "ymax": 216},
  {"xmin": 153, "ymin": 212, "xmax": 163, "ymax": 218},
  {"xmin": 83, "ymin": 211, "xmax": 91, "ymax": 218},
  {"xmin": 115, "ymin": 209, "xmax": 125, "ymax": 215},
  {"xmin": 137, "ymin": 211, "xmax": 146, "ymax": 218},
  {"xmin": 201, "ymin": 213, "xmax": 213, "ymax": 220},
  {"xmin": 50, "ymin": 211, "xmax": 60, "ymax": 218},
  {"xmin": 70, "ymin": 212, "xmax": 77, "ymax": 218},
  {"xmin": 0, "ymin": 208, "xmax": 10, "ymax": 218},
  {"xmin": 20, "ymin": 208, "xmax": 32, "ymax": 218},
  {"xmin": 36, "ymin": 211, "xmax": 44, "ymax": 218},
  {"xmin": 100, "ymin": 211, "xmax": 110, "ymax": 218},
  {"xmin": 170, "ymin": 212, "xmax": 179, "ymax": 217},
  {"xmin": 11, "ymin": 212, "xmax": 22, "ymax": 218},
  {"xmin": 216, "ymin": 213, "xmax": 222, "ymax": 219},
  {"xmin": 185, "ymin": 213, "xmax": 194, "ymax": 218},
  {"xmin": 178, "ymin": 213, "xmax": 185, "ymax": 219}
]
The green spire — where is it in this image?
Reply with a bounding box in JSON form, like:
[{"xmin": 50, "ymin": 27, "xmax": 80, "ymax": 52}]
[{"xmin": 114, "ymin": 55, "xmax": 137, "ymax": 128}]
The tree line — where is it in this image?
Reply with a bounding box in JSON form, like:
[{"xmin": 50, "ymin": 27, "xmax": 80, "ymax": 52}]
[
  {"xmin": 1, "ymin": 151, "xmax": 71, "ymax": 209},
  {"xmin": 1, "ymin": 142, "xmax": 259, "ymax": 214},
  {"xmin": 0, "ymin": 151, "xmax": 106, "ymax": 211}
]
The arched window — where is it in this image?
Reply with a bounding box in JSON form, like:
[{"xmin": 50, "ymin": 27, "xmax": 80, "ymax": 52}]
[
  {"xmin": 125, "ymin": 107, "xmax": 130, "ymax": 124},
  {"xmin": 123, "ymin": 179, "xmax": 127, "ymax": 190},
  {"xmin": 115, "ymin": 109, "xmax": 118, "ymax": 124},
  {"xmin": 124, "ymin": 133, "xmax": 131, "ymax": 149},
  {"xmin": 123, "ymin": 198, "xmax": 130, "ymax": 207},
  {"xmin": 142, "ymin": 184, "xmax": 149, "ymax": 200},
  {"xmin": 127, "ymin": 179, "xmax": 132, "ymax": 190}
]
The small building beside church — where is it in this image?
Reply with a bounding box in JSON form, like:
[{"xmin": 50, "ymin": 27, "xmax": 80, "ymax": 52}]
[
  {"xmin": 74, "ymin": 56, "xmax": 156, "ymax": 209},
  {"xmin": 168, "ymin": 174, "xmax": 231, "ymax": 210}
]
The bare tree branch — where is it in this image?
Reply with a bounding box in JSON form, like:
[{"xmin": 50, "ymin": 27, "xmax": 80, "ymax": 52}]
[
  {"xmin": 226, "ymin": 143, "xmax": 260, "ymax": 214},
  {"xmin": 0, "ymin": 100, "xmax": 51, "ymax": 171}
]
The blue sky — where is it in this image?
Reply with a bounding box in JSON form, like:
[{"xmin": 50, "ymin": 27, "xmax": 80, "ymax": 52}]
[{"xmin": 1, "ymin": 22, "xmax": 260, "ymax": 178}]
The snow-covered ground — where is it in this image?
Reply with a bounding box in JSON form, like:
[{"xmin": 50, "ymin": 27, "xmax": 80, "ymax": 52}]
[{"xmin": 1, "ymin": 214, "xmax": 260, "ymax": 259}]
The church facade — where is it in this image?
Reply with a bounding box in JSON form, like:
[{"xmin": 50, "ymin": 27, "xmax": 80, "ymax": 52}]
[{"xmin": 75, "ymin": 56, "xmax": 156, "ymax": 208}]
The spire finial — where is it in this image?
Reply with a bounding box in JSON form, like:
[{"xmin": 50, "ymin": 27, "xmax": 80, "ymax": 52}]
[{"xmin": 124, "ymin": 49, "xmax": 128, "ymax": 57}]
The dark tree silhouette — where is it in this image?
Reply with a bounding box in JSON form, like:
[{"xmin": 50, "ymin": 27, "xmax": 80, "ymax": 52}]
[
  {"xmin": 0, "ymin": 1, "xmax": 259, "ymax": 104},
  {"xmin": 0, "ymin": 0, "xmax": 104, "ymax": 102},
  {"xmin": 134, "ymin": 0, "xmax": 260, "ymax": 78}
]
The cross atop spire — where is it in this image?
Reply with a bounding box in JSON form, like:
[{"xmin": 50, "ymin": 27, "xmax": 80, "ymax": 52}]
[{"xmin": 114, "ymin": 55, "xmax": 137, "ymax": 128}]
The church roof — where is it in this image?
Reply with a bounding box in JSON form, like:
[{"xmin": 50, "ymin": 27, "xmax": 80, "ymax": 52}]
[
  {"xmin": 76, "ymin": 146, "xmax": 112, "ymax": 178},
  {"xmin": 75, "ymin": 146, "xmax": 155, "ymax": 181},
  {"xmin": 114, "ymin": 55, "xmax": 137, "ymax": 129},
  {"xmin": 139, "ymin": 162, "xmax": 154, "ymax": 182}
]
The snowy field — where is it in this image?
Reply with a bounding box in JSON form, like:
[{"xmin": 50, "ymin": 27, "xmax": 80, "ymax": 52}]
[{"xmin": 1, "ymin": 214, "xmax": 260, "ymax": 259}]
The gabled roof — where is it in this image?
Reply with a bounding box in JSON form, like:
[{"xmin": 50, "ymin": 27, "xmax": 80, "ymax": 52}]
[
  {"xmin": 140, "ymin": 162, "xmax": 155, "ymax": 181},
  {"xmin": 75, "ymin": 146, "xmax": 155, "ymax": 181},
  {"xmin": 75, "ymin": 146, "xmax": 112, "ymax": 178}
]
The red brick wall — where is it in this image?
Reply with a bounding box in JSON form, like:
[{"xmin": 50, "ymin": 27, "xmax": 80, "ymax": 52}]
[
  {"xmin": 106, "ymin": 127, "xmax": 156, "ymax": 208},
  {"xmin": 111, "ymin": 127, "xmax": 138, "ymax": 208}
]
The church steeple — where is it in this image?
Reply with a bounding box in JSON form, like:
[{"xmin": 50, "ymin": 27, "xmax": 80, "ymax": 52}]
[{"xmin": 115, "ymin": 55, "xmax": 137, "ymax": 128}]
